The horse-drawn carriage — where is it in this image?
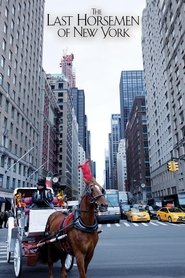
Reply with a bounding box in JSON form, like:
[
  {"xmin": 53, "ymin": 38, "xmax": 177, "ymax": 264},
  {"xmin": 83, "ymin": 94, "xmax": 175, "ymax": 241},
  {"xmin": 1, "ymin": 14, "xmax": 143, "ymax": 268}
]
[
  {"xmin": 6, "ymin": 187, "xmax": 74, "ymax": 277},
  {"xmin": 7, "ymin": 181, "xmax": 107, "ymax": 278}
]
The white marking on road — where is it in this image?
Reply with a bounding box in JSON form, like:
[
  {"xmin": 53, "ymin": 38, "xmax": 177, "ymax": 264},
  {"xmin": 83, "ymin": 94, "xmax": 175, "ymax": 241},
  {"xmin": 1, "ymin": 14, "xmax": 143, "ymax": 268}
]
[
  {"xmin": 123, "ymin": 222, "xmax": 130, "ymax": 227},
  {"xmin": 150, "ymin": 221, "xmax": 158, "ymax": 226},
  {"xmin": 115, "ymin": 223, "xmax": 120, "ymax": 227},
  {"xmin": 132, "ymin": 223, "xmax": 139, "ymax": 226},
  {"xmin": 157, "ymin": 221, "xmax": 167, "ymax": 225},
  {"xmin": 141, "ymin": 223, "xmax": 148, "ymax": 226},
  {"xmin": 107, "ymin": 224, "xmax": 111, "ymax": 227}
]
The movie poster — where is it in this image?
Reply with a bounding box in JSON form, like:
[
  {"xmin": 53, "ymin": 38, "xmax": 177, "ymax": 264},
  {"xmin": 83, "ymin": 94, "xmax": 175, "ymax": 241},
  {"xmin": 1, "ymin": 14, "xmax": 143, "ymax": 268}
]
[{"xmin": 43, "ymin": 0, "xmax": 146, "ymax": 183}]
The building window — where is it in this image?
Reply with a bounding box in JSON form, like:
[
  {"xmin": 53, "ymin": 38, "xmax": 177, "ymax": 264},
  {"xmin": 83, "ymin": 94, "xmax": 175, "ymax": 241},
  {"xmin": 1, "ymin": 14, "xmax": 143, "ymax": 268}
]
[
  {"xmin": 178, "ymin": 96, "xmax": 183, "ymax": 108},
  {"xmin": 12, "ymin": 5, "xmax": 15, "ymax": 15},
  {"xmin": 1, "ymin": 56, "xmax": 5, "ymax": 68},
  {"xmin": 2, "ymin": 39, "xmax": 6, "ymax": 51},
  {"xmin": 18, "ymin": 164, "xmax": 22, "ymax": 175},
  {"xmin": 0, "ymin": 93, "xmax": 2, "ymax": 106},
  {"xmin": 1, "ymin": 155, "xmax": 6, "ymax": 167},
  {"xmin": 8, "ymin": 50, "xmax": 12, "ymax": 61},
  {"xmin": 9, "ymin": 140, "xmax": 12, "ymax": 151},
  {"xmin": 5, "ymin": 100, "xmax": 9, "ymax": 112},
  {"xmin": 12, "ymin": 178, "xmax": 16, "ymax": 189},
  {"xmin": 11, "ymin": 20, "xmax": 15, "ymax": 30},
  {"xmin": 10, "ymin": 35, "xmax": 13, "ymax": 45},
  {"xmin": 7, "ymin": 82, "xmax": 10, "ymax": 93},
  {"xmin": 6, "ymin": 176, "xmax": 10, "ymax": 189},
  {"xmin": 0, "ymin": 73, "xmax": 4, "ymax": 85},
  {"xmin": 0, "ymin": 174, "xmax": 3, "ymax": 188},
  {"xmin": 13, "ymin": 75, "xmax": 16, "ymax": 85},
  {"xmin": 4, "ymin": 23, "xmax": 7, "ymax": 34},
  {"xmin": 5, "ymin": 7, "xmax": 9, "ymax": 18},
  {"xmin": 11, "ymin": 107, "xmax": 14, "ymax": 118},
  {"xmin": 179, "ymin": 111, "xmax": 184, "ymax": 123},
  {"xmin": 7, "ymin": 66, "xmax": 11, "ymax": 77}
]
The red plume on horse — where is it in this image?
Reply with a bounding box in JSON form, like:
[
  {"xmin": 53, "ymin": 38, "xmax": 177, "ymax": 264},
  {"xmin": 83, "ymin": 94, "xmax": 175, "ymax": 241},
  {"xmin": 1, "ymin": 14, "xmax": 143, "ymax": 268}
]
[
  {"xmin": 42, "ymin": 161, "xmax": 108, "ymax": 278},
  {"xmin": 78, "ymin": 160, "xmax": 92, "ymax": 182}
]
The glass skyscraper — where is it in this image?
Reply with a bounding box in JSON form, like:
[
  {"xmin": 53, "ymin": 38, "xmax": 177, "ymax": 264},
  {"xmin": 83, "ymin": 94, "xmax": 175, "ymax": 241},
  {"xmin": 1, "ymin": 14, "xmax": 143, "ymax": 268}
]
[{"xmin": 119, "ymin": 70, "xmax": 146, "ymax": 138}]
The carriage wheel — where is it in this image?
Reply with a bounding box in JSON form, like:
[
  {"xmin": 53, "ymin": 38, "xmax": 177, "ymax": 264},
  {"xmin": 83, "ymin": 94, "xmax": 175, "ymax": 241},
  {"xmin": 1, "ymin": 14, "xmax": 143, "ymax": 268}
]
[
  {"xmin": 7, "ymin": 216, "xmax": 15, "ymax": 263},
  {"xmin": 14, "ymin": 238, "xmax": 22, "ymax": 278},
  {"xmin": 65, "ymin": 254, "xmax": 74, "ymax": 272}
]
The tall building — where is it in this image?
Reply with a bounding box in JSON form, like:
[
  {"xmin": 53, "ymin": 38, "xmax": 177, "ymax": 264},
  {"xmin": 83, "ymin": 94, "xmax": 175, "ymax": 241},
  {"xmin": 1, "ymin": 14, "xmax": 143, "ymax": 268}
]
[
  {"xmin": 71, "ymin": 108, "xmax": 79, "ymax": 199},
  {"xmin": 47, "ymin": 74, "xmax": 75, "ymax": 199},
  {"xmin": 78, "ymin": 143, "xmax": 86, "ymax": 196},
  {"xmin": 117, "ymin": 139, "xmax": 127, "ymax": 192},
  {"xmin": 70, "ymin": 87, "xmax": 86, "ymax": 154},
  {"xmin": 60, "ymin": 53, "xmax": 76, "ymax": 88},
  {"xmin": 126, "ymin": 96, "xmax": 151, "ymax": 202},
  {"xmin": 142, "ymin": 0, "xmax": 185, "ymax": 202},
  {"xmin": 0, "ymin": 0, "xmax": 45, "ymax": 202},
  {"xmin": 109, "ymin": 114, "xmax": 121, "ymax": 189},
  {"xmin": 104, "ymin": 150, "xmax": 110, "ymax": 189},
  {"xmin": 85, "ymin": 117, "xmax": 91, "ymax": 160},
  {"xmin": 40, "ymin": 70, "xmax": 59, "ymax": 177},
  {"xmin": 120, "ymin": 70, "xmax": 146, "ymax": 138}
]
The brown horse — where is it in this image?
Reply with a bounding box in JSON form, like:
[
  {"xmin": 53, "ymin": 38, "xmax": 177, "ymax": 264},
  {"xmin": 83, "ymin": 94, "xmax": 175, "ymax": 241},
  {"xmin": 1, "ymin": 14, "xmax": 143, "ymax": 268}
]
[{"xmin": 43, "ymin": 182, "xmax": 108, "ymax": 278}]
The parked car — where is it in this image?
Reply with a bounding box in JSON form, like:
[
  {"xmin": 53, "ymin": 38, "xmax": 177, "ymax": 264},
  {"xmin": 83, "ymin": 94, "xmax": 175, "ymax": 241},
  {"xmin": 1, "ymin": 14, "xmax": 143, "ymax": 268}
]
[
  {"xmin": 144, "ymin": 205, "xmax": 157, "ymax": 219},
  {"xmin": 120, "ymin": 204, "xmax": 131, "ymax": 219},
  {"xmin": 127, "ymin": 207, "xmax": 150, "ymax": 222},
  {"xmin": 156, "ymin": 207, "xmax": 185, "ymax": 223}
]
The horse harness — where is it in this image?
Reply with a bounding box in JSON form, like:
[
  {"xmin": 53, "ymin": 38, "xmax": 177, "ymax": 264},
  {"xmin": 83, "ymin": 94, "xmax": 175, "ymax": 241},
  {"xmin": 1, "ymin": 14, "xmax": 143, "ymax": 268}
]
[{"xmin": 47, "ymin": 184, "xmax": 104, "ymax": 254}]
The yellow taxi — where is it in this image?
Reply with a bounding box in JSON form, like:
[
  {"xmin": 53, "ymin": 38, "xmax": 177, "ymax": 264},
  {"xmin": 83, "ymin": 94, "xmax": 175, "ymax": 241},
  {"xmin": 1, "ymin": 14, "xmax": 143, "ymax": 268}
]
[
  {"xmin": 156, "ymin": 207, "xmax": 185, "ymax": 223},
  {"xmin": 126, "ymin": 207, "xmax": 150, "ymax": 222}
]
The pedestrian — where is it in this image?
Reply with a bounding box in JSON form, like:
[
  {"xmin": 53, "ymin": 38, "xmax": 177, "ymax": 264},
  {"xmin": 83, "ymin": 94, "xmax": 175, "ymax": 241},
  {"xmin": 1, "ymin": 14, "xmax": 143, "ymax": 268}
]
[{"xmin": 3, "ymin": 211, "xmax": 8, "ymax": 228}]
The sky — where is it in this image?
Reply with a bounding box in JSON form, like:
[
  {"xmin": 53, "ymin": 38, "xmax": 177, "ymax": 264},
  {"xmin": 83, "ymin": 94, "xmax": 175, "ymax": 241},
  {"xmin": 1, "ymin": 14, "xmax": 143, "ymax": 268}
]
[{"xmin": 43, "ymin": 0, "xmax": 146, "ymax": 185}]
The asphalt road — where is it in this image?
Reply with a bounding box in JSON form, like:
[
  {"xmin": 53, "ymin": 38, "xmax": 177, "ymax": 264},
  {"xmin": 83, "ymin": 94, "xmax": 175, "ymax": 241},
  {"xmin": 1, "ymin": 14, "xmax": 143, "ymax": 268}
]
[{"xmin": 0, "ymin": 220, "xmax": 185, "ymax": 278}]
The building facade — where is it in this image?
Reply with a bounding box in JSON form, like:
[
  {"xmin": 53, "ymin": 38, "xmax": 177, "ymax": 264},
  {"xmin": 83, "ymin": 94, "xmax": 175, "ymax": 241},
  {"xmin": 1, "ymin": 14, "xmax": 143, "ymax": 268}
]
[
  {"xmin": 40, "ymin": 70, "xmax": 59, "ymax": 178},
  {"xmin": 109, "ymin": 114, "xmax": 121, "ymax": 190},
  {"xmin": 70, "ymin": 87, "xmax": 86, "ymax": 154},
  {"xmin": 117, "ymin": 139, "xmax": 127, "ymax": 192},
  {"xmin": 126, "ymin": 96, "xmax": 151, "ymax": 203},
  {"xmin": 47, "ymin": 74, "xmax": 74, "ymax": 199},
  {"xmin": 0, "ymin": 0, "xmax": 45, "ymax": 201},
  {"xmin": 120, "ymin": 70, "xmax": 146, "ymax": 139},
  {"xmin": 142, "ymin": 0, "xmax": 185, "ymax": 203}
]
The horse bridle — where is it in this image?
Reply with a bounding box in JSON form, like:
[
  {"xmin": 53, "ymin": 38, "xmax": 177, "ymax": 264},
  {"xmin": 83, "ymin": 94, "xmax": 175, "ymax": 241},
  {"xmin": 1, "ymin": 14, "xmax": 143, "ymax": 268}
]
[{"xmin": 83, "ymin": 184, "xmax": 105, "ymax": 208}]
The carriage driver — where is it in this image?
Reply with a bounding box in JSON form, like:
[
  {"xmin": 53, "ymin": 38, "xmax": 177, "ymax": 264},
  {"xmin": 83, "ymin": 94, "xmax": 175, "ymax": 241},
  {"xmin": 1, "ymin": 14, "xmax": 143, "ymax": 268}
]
[{"xmin": 32, "ymin": 178, "xmax": 54, "ymax": 208}]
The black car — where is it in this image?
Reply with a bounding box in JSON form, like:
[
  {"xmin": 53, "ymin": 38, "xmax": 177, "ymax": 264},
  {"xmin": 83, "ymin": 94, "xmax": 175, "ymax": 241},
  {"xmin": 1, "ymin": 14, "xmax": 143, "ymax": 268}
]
[
  {"xmin": 120, "ymin": 204, "xmax": 131, "ymax": 219},
  {"xmin": 144, "ymin": 205, "xmax": 158, "ymax": 219}
]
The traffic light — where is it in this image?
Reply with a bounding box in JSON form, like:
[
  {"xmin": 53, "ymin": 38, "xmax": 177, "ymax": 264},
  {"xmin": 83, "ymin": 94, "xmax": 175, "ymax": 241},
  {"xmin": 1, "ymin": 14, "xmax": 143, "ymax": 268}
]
[
  {"xmin": 167, "ymin": 161, "xmax": 174, "ymax": 172},
  {"xmin": 167, "ymin": 161, "xmax": 179, "ymax": 172},
  {"xmin": 173, "ymin": 161, "xmax": 179, "ymax": 171}
]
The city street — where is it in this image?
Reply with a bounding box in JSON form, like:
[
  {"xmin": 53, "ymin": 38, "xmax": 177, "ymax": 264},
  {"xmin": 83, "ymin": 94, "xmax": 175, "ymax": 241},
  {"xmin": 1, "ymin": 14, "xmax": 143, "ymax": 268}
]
[{"xmin": 0, "ymin": 220, "xmax": 185, "ymax": 278}]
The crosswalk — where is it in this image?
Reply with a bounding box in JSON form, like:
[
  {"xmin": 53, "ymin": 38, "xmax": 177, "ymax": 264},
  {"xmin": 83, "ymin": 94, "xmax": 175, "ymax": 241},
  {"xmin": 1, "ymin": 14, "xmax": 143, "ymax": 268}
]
[
  {"xmin": 0, "ymin": 221, "xmax": 184, "ymax": 264},
  {"xmin": 0, "ymin": 243, "xmax": 8, "ymax": 264},
  {"xmin": 98, "ymin": 220, "xmax": 185, "ymax": 228}
]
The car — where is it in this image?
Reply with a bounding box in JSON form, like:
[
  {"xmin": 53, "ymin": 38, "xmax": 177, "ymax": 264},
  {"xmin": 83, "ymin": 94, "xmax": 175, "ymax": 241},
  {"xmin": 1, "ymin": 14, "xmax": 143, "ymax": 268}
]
[
  {"xmin": 156, "ymin": 207, "xmax": 185, "ymax": 223},
  {"xmin": 96, "ymin": 206, "xmax": 121, "ymax": 223},
  {"xmin": 126, "ymin": 207, "xmax": 150, "ymax": 222},
  {"xmin": 144, "ymin": 205, "xmax": 158, "ymax": 219},
  {"xmin": 120, "ymin": 204, "xmax": 131, "ymax": 219}
]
